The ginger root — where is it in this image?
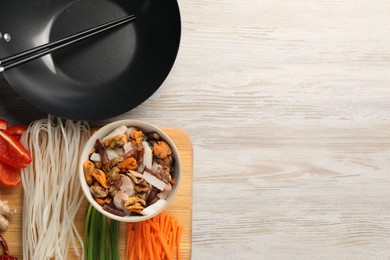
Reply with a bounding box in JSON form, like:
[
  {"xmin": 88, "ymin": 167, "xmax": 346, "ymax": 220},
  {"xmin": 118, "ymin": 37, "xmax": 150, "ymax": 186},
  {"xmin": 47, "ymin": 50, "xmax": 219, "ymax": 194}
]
[{"xmin": 0, "ymin": 200, "xmax": 16, "ymax": 231}]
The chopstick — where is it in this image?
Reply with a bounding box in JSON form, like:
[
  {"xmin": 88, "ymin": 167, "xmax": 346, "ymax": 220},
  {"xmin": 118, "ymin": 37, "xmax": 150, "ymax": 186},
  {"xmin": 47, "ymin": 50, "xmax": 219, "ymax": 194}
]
[{"xmin": 0, "ymin": 14, "xmax": 136, "ymax": 73}]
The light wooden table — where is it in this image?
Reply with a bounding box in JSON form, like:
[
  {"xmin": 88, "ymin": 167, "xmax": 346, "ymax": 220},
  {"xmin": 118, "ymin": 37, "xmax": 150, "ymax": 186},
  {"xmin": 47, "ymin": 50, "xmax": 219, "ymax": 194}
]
[{"xmin": 1, "ymin": 0, "xmax": 390, "ymax": 259}]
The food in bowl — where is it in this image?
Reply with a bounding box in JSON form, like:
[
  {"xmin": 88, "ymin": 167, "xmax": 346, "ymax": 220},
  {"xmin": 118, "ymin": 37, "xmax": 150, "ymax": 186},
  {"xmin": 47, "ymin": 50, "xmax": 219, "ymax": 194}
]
[{"xmin": 81, "ymin": 121, "xmax": 179, "ymax": 221}]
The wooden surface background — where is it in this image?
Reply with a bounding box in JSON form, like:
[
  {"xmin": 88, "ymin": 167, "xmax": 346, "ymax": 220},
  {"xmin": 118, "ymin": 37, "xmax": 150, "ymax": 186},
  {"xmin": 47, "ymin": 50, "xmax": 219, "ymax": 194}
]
[
  {"xmin": 0, "ymin": 129, "xmax": 192, "ymax": 260},
  {"xmin": 1, "ymin": 0, "xmax": 390, "ymax": 259}
]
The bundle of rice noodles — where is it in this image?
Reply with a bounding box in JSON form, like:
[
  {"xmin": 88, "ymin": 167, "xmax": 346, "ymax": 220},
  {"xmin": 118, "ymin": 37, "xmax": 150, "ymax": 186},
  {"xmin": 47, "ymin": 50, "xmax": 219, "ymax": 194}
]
[{"xmin": 20, "ymin": 115, "xmax": 90, "ymax": 259}]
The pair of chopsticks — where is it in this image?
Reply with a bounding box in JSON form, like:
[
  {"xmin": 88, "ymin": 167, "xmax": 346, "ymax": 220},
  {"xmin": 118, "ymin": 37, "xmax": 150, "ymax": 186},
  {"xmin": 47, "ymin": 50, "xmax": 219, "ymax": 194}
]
[{"xmin": 0, "ymin": 14, "xmax": 136, "ymax": 73}]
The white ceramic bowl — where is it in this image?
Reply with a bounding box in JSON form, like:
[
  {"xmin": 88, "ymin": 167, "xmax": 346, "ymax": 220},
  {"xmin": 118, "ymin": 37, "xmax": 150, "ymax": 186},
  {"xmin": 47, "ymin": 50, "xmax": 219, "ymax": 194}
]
[{"xmin": 79, "ymin": 120, "xmax": 181, "ymax": 222}]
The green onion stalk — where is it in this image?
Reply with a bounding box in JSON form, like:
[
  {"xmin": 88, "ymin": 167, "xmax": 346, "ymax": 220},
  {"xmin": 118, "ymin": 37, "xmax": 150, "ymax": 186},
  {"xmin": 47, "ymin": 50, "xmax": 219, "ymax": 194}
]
[{"xmin": 84, "ymin": 204, "xmax": 120, "ymax": 260}]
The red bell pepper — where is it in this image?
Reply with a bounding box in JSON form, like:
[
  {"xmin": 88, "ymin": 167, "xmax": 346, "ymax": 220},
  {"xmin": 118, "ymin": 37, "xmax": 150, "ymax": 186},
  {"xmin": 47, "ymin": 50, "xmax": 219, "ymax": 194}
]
[
  {"xmin": 0, "ymin": 129, "xmax": 31, "ymax": 169},
  {"xmin": 0, "ymin": 160, "xmax": 20, "ymax": 187},
  {"xmin": 0, "ymin": 120, "xmax": 7, "ymax": 131},
  {"xmin": 6, "ymin": 125, "xmax": 27, "ymax": 140}
]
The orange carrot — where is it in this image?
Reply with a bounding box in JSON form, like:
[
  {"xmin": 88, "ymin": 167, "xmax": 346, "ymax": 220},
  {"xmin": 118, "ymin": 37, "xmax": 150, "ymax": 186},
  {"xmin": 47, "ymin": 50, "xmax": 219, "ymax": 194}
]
[
  {"xmin": 153, "ymin": 213, "xmax": 159, "ymax": 226},
  {"xmin": 130, "ymin": 245, "xmax": 136, "ymax": 260},
  {"xmin": 126, "ymin": 227, "xmax": 130, "ymax": 258},
  {"xmin": 150, "ymin": 233, "xmax": 160, "ymax": 259},
  {"xmin": 156, "ymin": 231, "xmax": 173, "ymax": 260},
  {"xmin": 143, "ymin": 222, "xmax": 150, "ymax": 260},
  {"xmin": 149, "ymin": 220, "xmax": 160, "ymax": 234},
  {"xmin": 125, "ymin": 211, "xmax": 183, "ymax": 260},
  {"xmin": 176, "ymin": 225, "xmax": 183, "ymax": 260},
  {"xmin": 132, "ymin": 223, "xmax": 141, "ymax": 260},
  {"xmin": 167, "ymin": 231, "xmax": 173, "ymax": 253},
  {"xmin": 127, "ymin": 225, "xmax": 134, "ymax": 260},
  {"xmin": 164, "ymin": 214, "xmax": 172, "ymax": 237},
  {"xmin": 136, "ymin": 222, "xmax": 143, "ymax": 258},
  {"xmin": 129, "ymin": 230, "xmax": 135, "ymax": 259},
  {"xmin": 145, "ymin": 223, "xmax": 154, "ymax": 260},
  {"xmin": 170, "ymin": 220, "xmax": 178, "ymax": 253}
]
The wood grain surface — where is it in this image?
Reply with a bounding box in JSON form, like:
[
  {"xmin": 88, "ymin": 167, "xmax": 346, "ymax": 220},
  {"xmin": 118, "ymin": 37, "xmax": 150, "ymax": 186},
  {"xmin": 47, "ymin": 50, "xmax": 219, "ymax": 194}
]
[
  {"xmin": 0, "ymin": 129, "xmax": 192, "ymax": 260},
  {"xmin": 1, "ymin": 0, "xmax": 390, "ymax": 259}
]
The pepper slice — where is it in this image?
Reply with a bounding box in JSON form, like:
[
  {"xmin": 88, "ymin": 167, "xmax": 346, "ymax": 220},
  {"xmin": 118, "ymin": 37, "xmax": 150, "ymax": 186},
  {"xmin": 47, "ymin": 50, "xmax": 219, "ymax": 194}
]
[
  {"xmin": 6, "ymin": 125, "xmax": 26, "ymax": 140},
  {"xmin": 0, "ymin": 129, "xmax": 31, "ymax": 169},
  {"xmin": 0, "ymin": 120, "xmax": 7, "ymax": 131},
  {"xmin": 0, "ymin": 161, "xmax": 20, "ymax": 187}
]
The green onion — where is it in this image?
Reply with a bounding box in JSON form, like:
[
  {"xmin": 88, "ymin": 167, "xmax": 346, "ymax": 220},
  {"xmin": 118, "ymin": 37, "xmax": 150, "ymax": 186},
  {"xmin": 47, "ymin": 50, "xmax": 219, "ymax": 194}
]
[
  {"xmin": 110, "ymin": 220, "xmax": 120, "ymax": 260},
  {"xmin": 88, "ymin": 207, "xmax": 97, "ymax": 260},
  {"xmin": 100, "ymin": 215, "xmax": 107, "ymax": 260},
  {"xmin": 84, "ymin": 205, "xmax": 120, "ymax": 260},
  {"xmin": 84, "ymin": 204, "xmax": 93, "ymax": 258}
]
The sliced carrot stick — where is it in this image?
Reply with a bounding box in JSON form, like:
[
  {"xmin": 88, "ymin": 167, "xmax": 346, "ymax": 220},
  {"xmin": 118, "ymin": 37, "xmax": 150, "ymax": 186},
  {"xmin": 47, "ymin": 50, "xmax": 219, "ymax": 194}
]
[
  {"xmin": 142, "ymin": 221, "xmax": 149, "ymax": 260},
  {"xmin": 176, "ymin": 225, "xmax": 183, "ymax": 260},
  {"xmin": 135, "ymin": 222, "xmax": 142, "ymax": 260},
  {"xmin": 126, "ymin": 223, "xmax": 133, "ymax": 259},
  {"xmin": 150, "ymin": 232, "xmax": 159, "ymax": 259},
  {"xmin": 170, "ymin": 219, "xmax": 178, "ymax": 253},
  {"xmin": 130, "ymin": 230, "xmax": 135, "ymax": 259},
  {"xmin": 149, "ymin": 220, "xmax": 160, "ymax": 233},
  {"xmin": 139, "ymin": 221, "xmax": 144, "ymax": 259},
  {"xmin": 156, "ymin": 231, "xmax": 173, "ymax": 260},
  {"xmin": 126, "ymin": 212, "xmax": 183, "ymax": 260},
  {"xmin": 164, "ymin": 214, "xmax": 172, "ymax": 237},
  {"xmin": 158, "ymin": 212, "xmax": 165, "ymax": 233},
  {"xmin": 144, "ymin": 222, "xmax": 154, "ymax": 260},
  {"xmin": 167, "ymin": 231, "xmax": 173, "ymax": 255},
  {"xmin": 130, "ymin": 245, "xmax": 136, "ymax": 260},
  {"xmin": 153, "ymin": 213, "xmax": 160, "ymax": 226}
]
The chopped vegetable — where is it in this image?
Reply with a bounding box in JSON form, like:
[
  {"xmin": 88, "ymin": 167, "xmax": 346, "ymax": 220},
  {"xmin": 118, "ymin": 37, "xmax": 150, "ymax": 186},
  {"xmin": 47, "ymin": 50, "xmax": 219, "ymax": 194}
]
[
  {"xmin": 126, "ymin": 211, "xmax": 183, "ymax": 260},
  {"xmin": 0, "ymin": 129, "xmax": 31, "ymax": 169},
  {"xmin": 0, "ymin": 118, "xmax": 27, "ymax": 140},
  {"xmin": 0, "ymin": 120, "xmax": 30, "ymax": 186},
  {"xmin": 84, "ymin": 204, "xmax": 120, "ymax": 260},
  {"xmin": 0, "ymin": 161, "xmax": 20, "ymax": 187},
  {"xmin": 6, "ymin": 125, "xmax": 26, "ymax": 140},
  {"xmin": 0, "ymin": 120, "xmax": 7, "ymax": 131}
]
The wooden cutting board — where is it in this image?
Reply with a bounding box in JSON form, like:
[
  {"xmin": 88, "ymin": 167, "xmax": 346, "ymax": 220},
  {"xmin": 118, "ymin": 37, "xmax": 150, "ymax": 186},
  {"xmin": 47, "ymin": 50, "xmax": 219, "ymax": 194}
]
[{"xmin": 0, "ymin": 128, "xmax": 193, "ymax": 259}]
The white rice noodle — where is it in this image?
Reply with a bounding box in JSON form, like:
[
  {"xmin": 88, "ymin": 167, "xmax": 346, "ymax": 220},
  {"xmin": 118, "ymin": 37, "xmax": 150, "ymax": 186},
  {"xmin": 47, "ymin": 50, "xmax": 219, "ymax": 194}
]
[
  {"xmin": 143, "ymin": 171, "xmax": 166, "ymax": 191},
  {"xmin": 20, "ymin": 115, "xmax": 90, "ymax": 260},
  {"xmin": 140, "ymin": 199, "xmax": 167, "ymax": 216}
]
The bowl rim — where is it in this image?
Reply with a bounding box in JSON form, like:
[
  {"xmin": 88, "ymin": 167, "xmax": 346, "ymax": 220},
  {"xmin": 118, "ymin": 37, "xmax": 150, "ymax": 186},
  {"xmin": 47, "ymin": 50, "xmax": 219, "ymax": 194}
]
[{"xmin": 79, "ymin": 119, "xmax": 182, "ymax": 222}]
